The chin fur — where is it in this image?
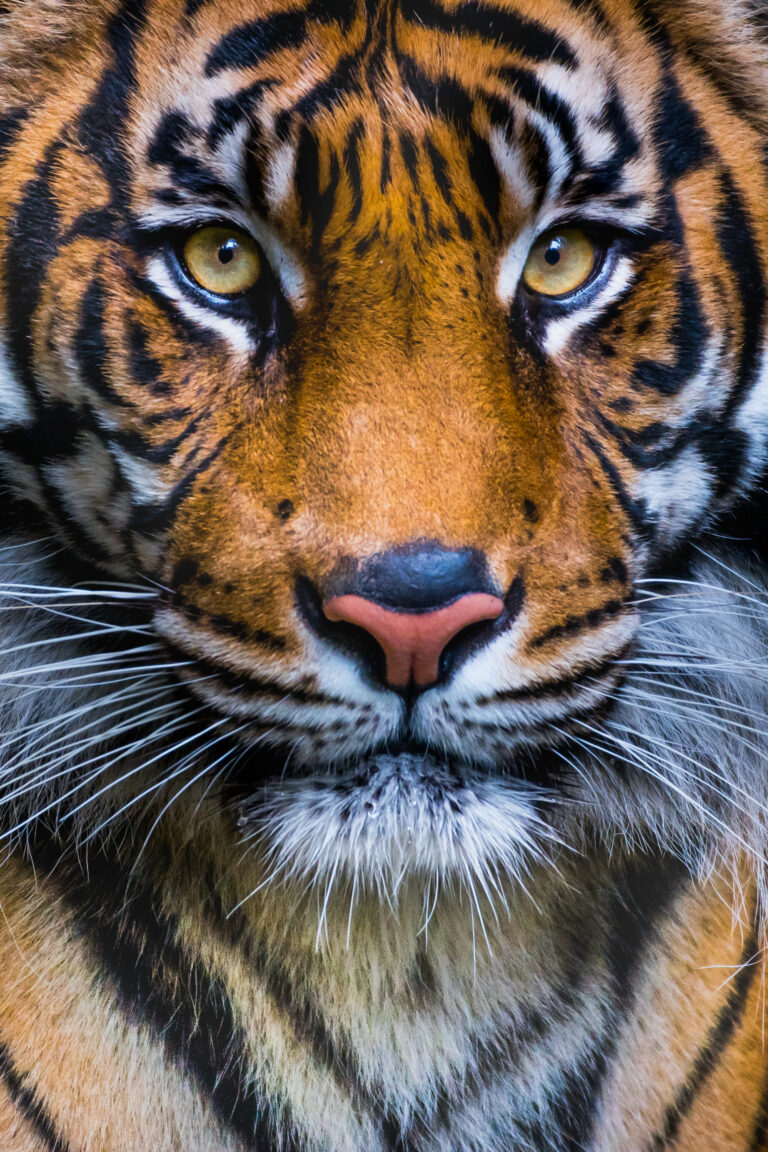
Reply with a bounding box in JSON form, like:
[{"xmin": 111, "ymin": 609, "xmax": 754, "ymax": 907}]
[{"xmin": 235, "ymin": 752, "xmax": 561, "ymax": 903}]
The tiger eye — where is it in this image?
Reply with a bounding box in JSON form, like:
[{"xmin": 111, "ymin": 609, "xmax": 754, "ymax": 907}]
[
  {"xmin": 183, "ymin": 225, "xmax": 262, "ymax": 295},
  {"xmin": 522, "ymin": 228, "xmax": 597, "ymax": 298}
]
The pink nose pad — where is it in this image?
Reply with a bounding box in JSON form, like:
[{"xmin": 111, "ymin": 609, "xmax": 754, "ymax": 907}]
[{"xmin": 322, "ymin": 594, "xmax": 505, "ymax": 688}]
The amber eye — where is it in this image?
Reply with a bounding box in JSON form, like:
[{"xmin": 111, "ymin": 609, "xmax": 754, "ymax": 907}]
[
  {"xmin": 522, "ymin": 227, "xmax": 597, "ymax": 298},
  {"xmin": 182, "ymin": 225, "xmax": 262, "ymax": 296}
]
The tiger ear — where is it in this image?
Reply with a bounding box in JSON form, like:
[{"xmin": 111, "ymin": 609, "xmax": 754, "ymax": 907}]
[{"xmin": 642, "ymin": 0, "xmax": 768, "ymax": 127}]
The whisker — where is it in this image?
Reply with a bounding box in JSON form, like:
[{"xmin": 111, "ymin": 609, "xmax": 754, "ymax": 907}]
[
  {"xmin": 0, "ymin": 704, "xmax": 193, "ymax": 811},
  {"xmin": 571, "ymin": 721, "xmax": 766, "ymax": 862},
  {"xmin": 634, "ymin": 577, "xmax": 768, "ymax": 609},
  {"xmin": 0, "ymin": 692, "xmax": 182, "ymax": 786},
  {"xmin": 691, "ymin": 544, "xmax": 766, "ymax": 593},
  {"xmin": 131, "ymin": 731, "xmax": 246, "ymax": 864},
  {"xmin": 0, "ymin": 682, "xmax": 167, "ymax": 770},
  {"xmin": 0, "ymin": 709, "xmax": 210, "ymax": 841},
  {"xmin": 616, "ymin": 675, "xmax": 768, "ymax": 725}
]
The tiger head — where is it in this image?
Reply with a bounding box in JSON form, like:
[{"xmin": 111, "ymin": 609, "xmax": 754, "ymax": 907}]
[{"xmin": 1, "ymin": 0, "xmax": 767, "ymax": 892}]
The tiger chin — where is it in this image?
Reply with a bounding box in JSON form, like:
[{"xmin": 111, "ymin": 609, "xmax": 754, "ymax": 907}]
[{"xmin": 0, "ymin": 0, "xmax": 768, "ymax": 1149}]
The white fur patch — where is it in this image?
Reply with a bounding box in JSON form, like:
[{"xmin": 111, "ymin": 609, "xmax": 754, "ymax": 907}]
[
  {"xmin": 145, "ymin": 257, "xmax": 257, "ymax": 358},
  {"xmin": 0, "ymin": 343, "xmax": 33, "ymax": 426},
  {"xmin": 543, "ymin": 256, "xmax": 636, "ymax": 357}
]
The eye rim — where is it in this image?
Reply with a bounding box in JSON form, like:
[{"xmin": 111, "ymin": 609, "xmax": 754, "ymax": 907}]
[
  {"xmin": 521, "ymin": 224, "xmax": 607, "ymax": 302},
  {"xmin": 176, "ymin": 222, "xmax": 265, "ymax": 300}
]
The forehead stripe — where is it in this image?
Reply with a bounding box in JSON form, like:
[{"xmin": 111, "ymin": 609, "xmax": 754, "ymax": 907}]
[
  {"xmin": 499, "ymin": 65, "xmax": 580, "ymax": 168},
  {"xmin": 399, "ymin": 0, "xmax": 577, "ymax": 68},
  {"xmin": 205, "ymin": 0, "xmax": 357, "ymax": 77},
  {"xmin": 77, "ymin": 0, "xmax": 149, "ymax": 212},
  {"xmin": 205, "ymin": 9, "xmax": 309, "ymax": 77}
]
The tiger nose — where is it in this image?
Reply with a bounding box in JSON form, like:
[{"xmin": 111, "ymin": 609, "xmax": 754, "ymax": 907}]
[{"xmin": 321, "ymin": 544, "xmax": 505, "ymax": 689}]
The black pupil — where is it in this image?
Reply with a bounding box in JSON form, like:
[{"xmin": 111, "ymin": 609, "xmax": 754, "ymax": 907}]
[
  {"xmin": 217, "ymin": 239, "xmax": 238, "ymax": 266},
  {"xmin": 544, "ymin": 238, "xmax": 563, "ymax": 266}
]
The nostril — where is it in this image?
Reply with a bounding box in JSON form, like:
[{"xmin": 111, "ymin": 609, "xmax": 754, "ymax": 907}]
[
  {"xmin": 439, "ymin": 574, "xmax": 526, "ymax": 681},
  {"xmin": 295, "ymin": 576, "xmax": 388, "ymax": 683}
]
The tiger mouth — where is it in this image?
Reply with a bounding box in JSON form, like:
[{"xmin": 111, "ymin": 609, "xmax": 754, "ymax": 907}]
[{"xmin": 226, "ymin": 734, "xmax": 568, "ymax": 795}]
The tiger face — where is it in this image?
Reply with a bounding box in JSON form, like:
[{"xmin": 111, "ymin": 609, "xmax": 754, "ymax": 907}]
[{"xmin": 1, "ymin": 0, "xmax": 767, "ymax": 887}]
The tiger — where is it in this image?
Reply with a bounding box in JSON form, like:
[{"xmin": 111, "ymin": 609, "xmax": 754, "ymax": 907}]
[{"xmin": 0, "ymin": 0, "xmax": 768, "ymax": 1148}]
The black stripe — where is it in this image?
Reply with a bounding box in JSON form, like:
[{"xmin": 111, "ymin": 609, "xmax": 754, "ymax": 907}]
[
  {"xmin": 567, "ymin": 0, "xmax": 611, "ymax": 30},
  {"xmin": 0, "ymin": 1039, "xmax": 71, "ymax": 1151},
  {"xmin": 196, "ymin": 874, "xmax": 405, "ymax": 1147},
  {"xmin": 531, "ymin": 599, "xmax": 625, "ymax": 648},
  {"xmin": 275, "ymin": 51, "xmax": 359, "ymax": 139},
  {"xmin": 424, "ymin": 139, "xmax": 452, "ymax": 205},
  {"xmin": 207, "ymin": 80, "xmax": 274, "ymax": 150},
  {"xmin": 148, "ymin": 110, "xmax": 236, "ymax": 202},
  {"xmin": 159, "ymin": 635, "xmax": 337, "ymax": 706},
  {"xmin": 584, "ymin": 433, "xmax": 651, "ymax": 540},
  {"xmin": 77, "ymin": 0, "xmax": 149, "ymax": 210},
  {"xmin": 718, "ymin": 168, "xmax": 766, "ymax": 419},
  {"xmin": 648, "ymin": 928, "xmax": 760, "ymax": 1150},
  {"xmin": 0, "ymin": 106, "xmax": 29, "ymax": 165},
  {"xmin": 5, "ymin": 140, "xmax": 64, "ymax": 416},
  {"xmin": 566, "ymin": 85, "xmax": 640, "ymax": 204},
  {"xmin": 467, "ymin": 128, "xmax": 501, "ymax": 221},
  {"xmin": 126, "ymin": 315, "xmax": 171, "ymax": 396},
  {"xmin": 400, "ymin": 0, "xmax": 577, "ymax": 67},
  {"xmin": 33, "ymin": 835, "xmax": 405, "ymax": 1149},
  {"xmin": 343, "ymin": 118, "xmax": 365, "ymax": 223},
  {"xmin": 118, "ymin": 409, "xmax": 205, "ymax": 465},
  {"xmin": 630, "ymin": 273, "xmax": 707, "ymax": 397},
  {"xmin": 380, "ymin": 128, "xmax": 392, "ymax": 191},
  {"xmin": 469, "ymin": 856, "xmax": 685, "ymax": 1152},
  {"xmin": 749, "ymin": 1064, "xmax": 768, "ymax": 1151},
  {"xmin": 205, "ymin": 0, "xmax": 356, "ymax": 77},
  {"xmin": 499, "ymin": 65, "xmax": 581, "ymax": 169},
  {"xmin": 653, "ymin": 60, "xmax": 711, "ymax": 183},
  {"xmin": 76, "ymin": 275, "xmax": 129, "ymax": 407},
  {"xmin": 311, "ymin": 150, "xmax": 341, "ymax": 253},
  {"xmin": 167, "ymin": 591, "xmax": 287, "ymax": 650},
  {"xmin": 32, "ymin": 842, "xmax": 289, "ymax": 1152},
  {"xmin": 399, "ymin": 131, "xmax": 419, "ymax": 186},
  {"xmin": 519, "ymin": 120, "xmax": 551, "ymax": 211},
  {"xmin": 128, "ymin": 434, "xmax": 231, "ymax": 537},
  {"xmin": 205, "ymin": 9, "xmax": 309, "ymax": 76},
  {"xmin": 638, "ymin": 0, "xmax": 768, "ymax": 130},
  {"xmin": 398, "ymin": 55, "xmax": 474, "ymax": 124},
  {"xmin": 295, "ymin": 124, "xmax": 320, "ymax": 231},
  {"xmin": 550, "ymin": 855, "xmax": 686, "ymax": 1151},
  {"xmin": 475, "ymin": 645, "xmax": 630, "ymax": 706}
]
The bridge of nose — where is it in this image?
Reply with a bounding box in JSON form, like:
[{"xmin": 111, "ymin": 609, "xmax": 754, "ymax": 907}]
[
  {"xmin": 341, "ymin": 544, "xmax": 493, "ymax": 610},
  {"xmin": 321, "ymin": 543, "xmax": 505, "ymax": 688}
]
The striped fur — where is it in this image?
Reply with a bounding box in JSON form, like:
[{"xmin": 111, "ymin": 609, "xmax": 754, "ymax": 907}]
[{"xmin": 0, "ymin": 0, "xmax": 768, "ymax": 1147}]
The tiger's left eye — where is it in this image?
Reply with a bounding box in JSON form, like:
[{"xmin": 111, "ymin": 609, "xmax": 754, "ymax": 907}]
[
  {"xmin": 522, "ymin": 228, "xmax": 597, "ymax": 298},
  {"xmin": 183, "ymin": 225, "xmax": 262, "ymax": 296}
]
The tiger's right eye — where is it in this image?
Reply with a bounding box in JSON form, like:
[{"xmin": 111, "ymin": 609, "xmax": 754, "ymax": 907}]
[
  {"xmin": 182, "ymin": 225, "xmax": 262, "ymax": 296},
  {"xmin": 522, "ymin": 227, "xmax": 597, "ymax": 298}
]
